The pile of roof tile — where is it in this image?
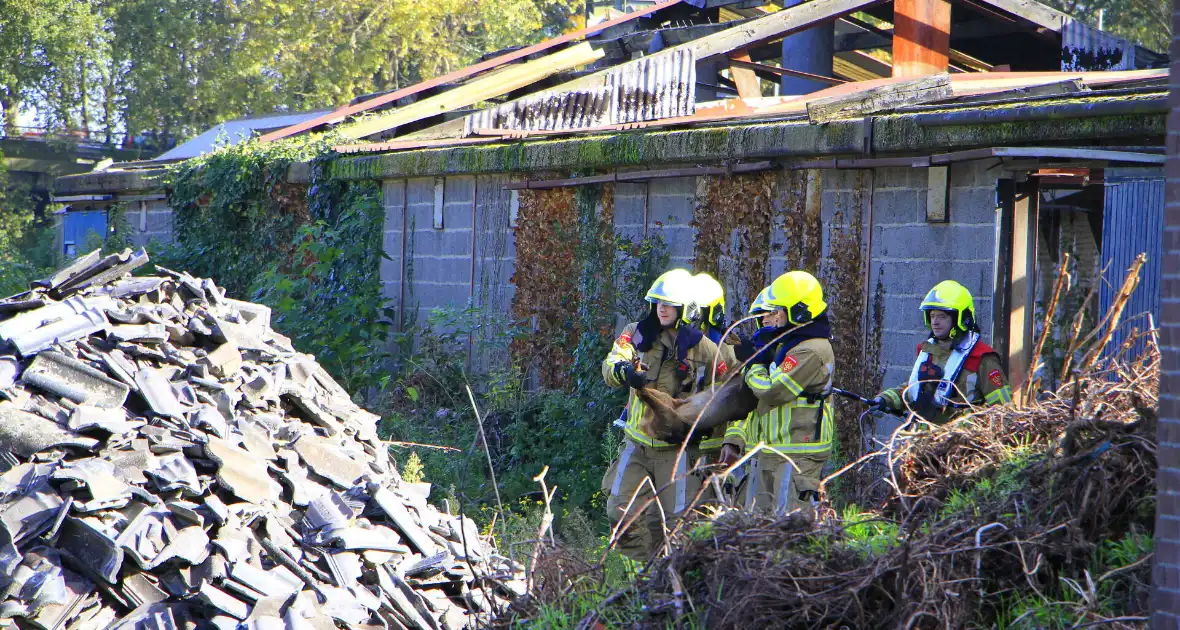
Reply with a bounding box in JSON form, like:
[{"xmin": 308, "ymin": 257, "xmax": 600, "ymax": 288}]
[{"xmin": 0, "ymin": 249, "xmax": 523, "ymax": 630}]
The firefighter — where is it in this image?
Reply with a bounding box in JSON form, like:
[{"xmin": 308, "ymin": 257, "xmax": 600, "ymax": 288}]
[
  {"xmin": 601, "ymin": 268, "xmax": 728, "ymax": 560},
  {"xmin": 870, "ymin": 280, "xmax": 1013, "ymax": 424},
  {"xmin": 719, "ymin": 271, "xmax": 835, "ymax": 515},
  {"xmin": 691, "ymin": 273, "xmax": 739, "ymax": 459}
]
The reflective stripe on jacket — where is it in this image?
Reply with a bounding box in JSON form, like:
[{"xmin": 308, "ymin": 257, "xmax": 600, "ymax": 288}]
[
  {"xmin": 602, "ymin": 322, "xmax": 725, "ymax": 448},
  {"xmin": 724, "ymin": 337, "xmax": 835, "ymax": 455}
]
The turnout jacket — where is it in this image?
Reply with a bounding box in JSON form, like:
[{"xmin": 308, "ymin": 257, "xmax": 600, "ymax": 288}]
[
  {"xmin": 723, "ymin": 337, "xmax": 835, "ymax": 456},
  {"xmin": 602, "ymin": 323, "xmax": 728, "ymax": 448},
  {"xmin": 879, "ymin": 335, "xmax": 1012, "ymax": 425}
]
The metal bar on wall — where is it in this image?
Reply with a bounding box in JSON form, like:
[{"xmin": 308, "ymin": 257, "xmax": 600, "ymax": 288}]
[
  {"xmin": 398, "ymin": 180, "xmax": 408, "ymax": 332},
  {"xmin": 993, "ymin": 179, "xmax": 1015, "ymax": 372},
  {"xmin": 468, "ymin": 178, "xmax": 479, "ymax": 371}
]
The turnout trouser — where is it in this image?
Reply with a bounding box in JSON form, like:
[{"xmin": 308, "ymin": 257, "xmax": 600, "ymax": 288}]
[
  {"xmin": 743, "ymin": 451, "xmax": 827, "ymax": 516},
  {"xmin": 602, "ymin": 438, "xmax": 702, "ymax": 561}
]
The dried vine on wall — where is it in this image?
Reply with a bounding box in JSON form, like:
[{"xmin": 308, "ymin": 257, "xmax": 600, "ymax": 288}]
[
  {"xmin": 511, "ymin": 187, "xmax": 579, "ymax": 388},
  {"xmin": 511, "ymin": 184, "xmax": 618, "ymax": 390},
  {"xmin": 819, "ymin": 170, "xmax": 883, "ymax": 471},
  {"xmin": 691, "ymin": 172, "xmax": 776, "ymax": 318},
  {"xmin": 776, "ymin": 169, "xmax": 823, "ymax": 275}
]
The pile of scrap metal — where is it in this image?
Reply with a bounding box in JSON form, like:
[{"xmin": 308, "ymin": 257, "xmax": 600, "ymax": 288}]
[{"xmin": 0, "ymin": 249, "xmax": 523, "ymax": 630}]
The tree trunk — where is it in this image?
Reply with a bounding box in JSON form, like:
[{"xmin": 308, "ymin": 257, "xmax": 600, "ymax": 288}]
[
  {"xmin": 1, "ymin": 91, "xmax": 19, "ymax": 135},
  {"xmin": 80, "ymin": 59, "xmax": 90, "ymax": 137}
]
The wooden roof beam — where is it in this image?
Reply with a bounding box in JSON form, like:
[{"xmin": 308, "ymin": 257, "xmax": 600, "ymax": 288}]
[{"xmin": 402, "ymin": 0, "xmax": 889, "ymax": 141}]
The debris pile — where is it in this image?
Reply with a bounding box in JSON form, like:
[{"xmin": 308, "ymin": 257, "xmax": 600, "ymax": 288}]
[
  {"xmin": 0, "ymin": 249, "xmax": 522, "ymax": 629},
  {"xmin": 501, "ymin": 261, "xmax": 1160, "ymax": 629}
]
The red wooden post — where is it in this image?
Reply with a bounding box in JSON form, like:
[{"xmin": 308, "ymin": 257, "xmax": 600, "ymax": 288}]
[{"xmin": 893, "ymin": 0, "xmax": 951, "ymax": 78}]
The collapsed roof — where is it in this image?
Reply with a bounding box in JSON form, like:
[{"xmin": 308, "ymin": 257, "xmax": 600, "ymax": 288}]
[{"xmin": 255, "ymin": 0, "xmax": 1165, "ymax": 153}]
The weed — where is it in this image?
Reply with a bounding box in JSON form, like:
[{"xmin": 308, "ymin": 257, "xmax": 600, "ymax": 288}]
[{"xmin": 840, "ymin": 505, "xmax": 900, "ymax": 557}]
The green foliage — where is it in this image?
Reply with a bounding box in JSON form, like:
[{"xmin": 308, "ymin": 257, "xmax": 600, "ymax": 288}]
[
  {"xmin": 1041, "ymin": 0, "xmax": 1170, "ymax": 51},
  {"xmin": 153, "ymin": 135, "xmax": 394, "ymax": 396},
  {"xmin": 252, "ymin": 181, "xmax": 392, "ymax": 393},
  {"xmin": 101, "ymin": 203, "xmax": 134, "ymax": 254},
  {"xmin": 940, "ymin": 444, "xmax": 1040, "ymax": 519},
  {"xmin": 0, "ymin": 149, "xmax": 55, "ymax": 295},
  {"xmin": 377, "ymin": 303, "xmax": 625, "ymax": 539},
  {"xmin": 1097, "ymin": 529, "xmax": 1152, "ymax": 569},
  {"xmin": 840, "ymin": 505, "xmax": 900, "ymax": 558},
  {"xmin": 159, "ymin": 135, "xmax": 327, "ymax": 296},
  {"xmin": 401, "ymin": 451, "xmax": 425, "ymax": 484},
  {"xmin": 4, "ymin": 0, "xmax": 581, "ymax": 143}
]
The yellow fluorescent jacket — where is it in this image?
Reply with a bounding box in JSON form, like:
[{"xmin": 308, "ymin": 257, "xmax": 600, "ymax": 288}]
[
  {"xmin": 602, "ymin": 322, "xmax": 727, "ymax": 448},
  {"xmin": 723, "ymin": 337, "xmax": 835, "ymax": 455}
]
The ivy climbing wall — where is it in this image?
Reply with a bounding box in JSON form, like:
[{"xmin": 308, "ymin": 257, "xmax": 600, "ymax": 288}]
[
  {"xmin": 377, "ymin": 161, "xmax": 1004, "ymax": 428},
  {"xmin": 686, "ymin": 169, "xmax": 879, "ymax": 465}
]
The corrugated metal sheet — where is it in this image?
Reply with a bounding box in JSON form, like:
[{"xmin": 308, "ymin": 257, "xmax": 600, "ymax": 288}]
[
  {"xmin": 464, "ymin": 49, "xmax": 696, "ymax": 134},
  {"xmin": 62, "ymin": 211, "xmax": 107, "ymax": 259},
  {"xmin": 1099, "ymin": 169, "xmax": 1164, "ymax": 360},
  {"xmin": 154, "ymin": 110, "xmax": 330, "ymax": 162},
  {"xmin": 1061, "ymin": 19, "xmax": 1134, "ymax": 71}
]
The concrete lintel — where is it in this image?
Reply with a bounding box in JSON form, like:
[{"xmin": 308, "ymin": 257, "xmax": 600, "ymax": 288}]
[
  {"xmin": 55, "ymin": 169, "xmax": 168, "ymax": 195},
  {"xmin": 328, "ymin": 109, "xmax": 1164, "ymax": 181}
]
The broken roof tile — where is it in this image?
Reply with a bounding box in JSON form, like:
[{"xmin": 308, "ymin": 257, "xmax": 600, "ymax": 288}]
[
  {"xmin": 0, "ymin": 253, "xmax": 522, "ymax": 625},
  {"xmin": 292, "ymin": 435, "xmax": 367, "ymax": 490},
  {"xmin": 205, "ymin": 437, "xmax": 281, "ymax": 506},
  {"xmin": 22, "ymin": 351, "xmax": 129, "ymax": 408},
  {"xmin": 0, "ymin": 405, "xmax": 99, "ymax": 458}
]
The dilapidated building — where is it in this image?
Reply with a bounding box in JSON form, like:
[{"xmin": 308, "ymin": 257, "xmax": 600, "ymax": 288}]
[{"xmin": 56, "ymin": 0, "xmax": 1166, "ymax": 399}]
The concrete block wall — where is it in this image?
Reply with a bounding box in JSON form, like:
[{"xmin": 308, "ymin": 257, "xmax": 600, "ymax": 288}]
[
  {"xmin": 645, "ymin": 177, "xmax": 697, "ymax": 270},
  {"xmin": 124, "ymin": 198, "xmax": 174, "ymax": 248},
  {"xmin": 863, "ymin": 162, "xmax": 999, "ymax": 390},
  {"xmin": 380, "ymin": 164, "xmax": 1007, "ymax": 395},
  {"xmin": 380, "ymin": 175, "xmax": 516, "ymax": 338}
]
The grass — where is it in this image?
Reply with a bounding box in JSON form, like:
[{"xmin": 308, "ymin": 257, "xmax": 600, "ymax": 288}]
[
  {"xmin": 939, "ymin": 442, "xmax": 1041, "ymax": 520},
  {"xmin": 840, "ymin": 504, "xmax": 901, "ymax": 558}
]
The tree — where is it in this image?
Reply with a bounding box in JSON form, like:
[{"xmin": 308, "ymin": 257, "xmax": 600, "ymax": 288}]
[
  {"xmin": 100, "ymin": 0, "xmax": 580, "ymax": 143},
  {"xmin": 0, "ymin": 0, "xmax": 104, "ymax": 132},
  {"xmin": 1041, "ymin": 0, "xmax": 1171, "ymax": 52}
]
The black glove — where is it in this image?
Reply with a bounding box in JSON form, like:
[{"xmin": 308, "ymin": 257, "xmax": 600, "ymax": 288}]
[
  {"xmin": 617, "ymin": 362, "xmax": 651, "ymax": 389},
  {"xmin": 868, "ymin": 396, "xmax": 887, "ymax": 411},
  {"xmin": 747, "ymin": 343, "xmax": 776, "ymax": 367}
]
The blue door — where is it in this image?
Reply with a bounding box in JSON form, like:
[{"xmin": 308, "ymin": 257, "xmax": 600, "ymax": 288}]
[
  {"xmin": 62, "ymin": 210, "xmax": 108, "ymax": 258},
  {"xmin": 1100, "ymin": 168, "xmax": 1164, "ymax": 360}
]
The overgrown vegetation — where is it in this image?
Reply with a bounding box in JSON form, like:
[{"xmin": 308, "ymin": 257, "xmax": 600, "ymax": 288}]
[
  {"xmin": 141, "ymin": 148, "xmax": 672, "ymax": 568},
  {"xmin": 496, "ymin": 262, "xmax": 1158, "ymax": 629},
  {"xmin": 0, "ymin": 148, "xmax": 56, "ymax": 295}
]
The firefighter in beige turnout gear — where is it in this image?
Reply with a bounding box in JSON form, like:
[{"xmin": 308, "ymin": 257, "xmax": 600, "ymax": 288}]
[
  {"xmin": 721, "ymin": 271, "xmax": 835, "ymax": 515},
  {"xmin": 601, "ymin": 269, "xmax": 728, "ymax": 560},
  {"xmin": 871, "ymin": 280, "xmax": 1012, "ymax": 425},
  {"xmin": 690, "ymin": 273, "xmax": 739, "ymax": 458}
]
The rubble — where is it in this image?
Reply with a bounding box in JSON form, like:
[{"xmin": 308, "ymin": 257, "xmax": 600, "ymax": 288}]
[{"xmin": 0, "ymin": 249, "xmax": 523, "ymax": 629}]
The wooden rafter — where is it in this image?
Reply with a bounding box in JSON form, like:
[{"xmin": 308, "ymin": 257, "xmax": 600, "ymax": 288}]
[{"xmin": 402, "ymin": 0, "xmax": 889, "ymax": 141}]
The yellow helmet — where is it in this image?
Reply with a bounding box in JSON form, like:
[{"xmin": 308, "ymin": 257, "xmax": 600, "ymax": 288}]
[
  {"xmin": 749, "ymin": 287, "xmax": 773, "ymax": 315},
  {"xmin": 645, "ymin": 268, "xmax": 698, "ymax": 324},
  {"xmin": 764, "ymin": 271, "xmax": 827, "ymax": 325},
  {"xmin": 693, "ymin": 273, "xmax": 725, "ymax": 328},
  {"xmin": 920, "ymin": 280, "xmax": 976, "ymax": 333}
]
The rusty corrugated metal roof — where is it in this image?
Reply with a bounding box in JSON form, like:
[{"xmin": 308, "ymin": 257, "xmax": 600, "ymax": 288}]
[
  {"xmin": 463, "ymin": 49, "xmax": 697, "ymax": 134},
  {"xmin": 332, "ymin": 69, "xmax": 1166, "ymax": 155},
  {"xmin": 258, "ymin": 0, "xmax": 685, "ymax": 144}
]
